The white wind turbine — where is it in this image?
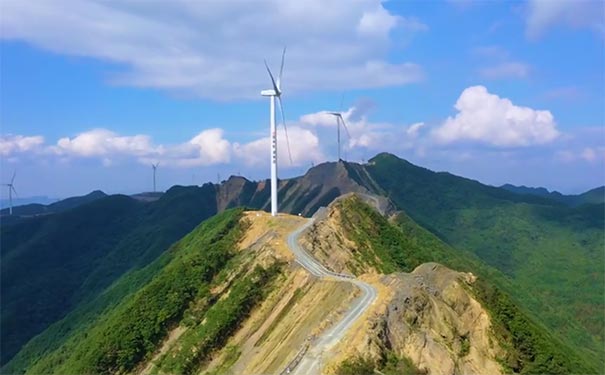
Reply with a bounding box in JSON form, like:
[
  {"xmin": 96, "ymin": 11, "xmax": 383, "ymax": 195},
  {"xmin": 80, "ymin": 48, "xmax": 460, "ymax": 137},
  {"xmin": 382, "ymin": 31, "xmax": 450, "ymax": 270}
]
[
  {"xmin": 3, "ymin": 171, "xmax": 17, "ymax": 215},
  {"xmin": 328, "ymin": 96, "xmax": 351, "ymax": 161},
  {"xmin": 151, "ymin": 162, "xmax": 159, "ymax": 193},
  {"xmin": 261, "ymin": 47, "xmax": 292, "ymax": 216}
]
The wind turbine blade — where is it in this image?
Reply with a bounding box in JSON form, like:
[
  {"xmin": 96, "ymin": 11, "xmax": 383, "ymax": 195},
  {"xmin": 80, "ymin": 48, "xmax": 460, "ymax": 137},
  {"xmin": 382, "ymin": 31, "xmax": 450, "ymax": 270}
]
[
  {"xmin": 264, "ymin": 60, "xmax": 279, "ymax": 93},
  {"xmin": 277, "ymin": 96, "xmax": 293, "ymax": 165},
  {"xmin": 11, "ymin": 186, "xmax": 17, "ymax": 197},
  {"xmin": 278, "ymin": 46, "xmax": 286, "ymax": 88},
  {"xmin": 340, "ymin": 115, "xmax": 352, "ymax": 138},
  {"xmin": 11, "ymin": 171, "xmax": 16, "ymax": 185}
]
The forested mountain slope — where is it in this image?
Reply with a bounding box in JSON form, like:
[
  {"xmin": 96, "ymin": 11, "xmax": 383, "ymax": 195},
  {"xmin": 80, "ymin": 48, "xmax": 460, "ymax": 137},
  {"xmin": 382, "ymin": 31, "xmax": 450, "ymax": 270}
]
[
  {"xmin": 0, "ymin": 184, "xmax": 218, "ymax": 364},
  {"xmin": 363, "ymin": 153, "xmax": 604, "ymax": 366}
]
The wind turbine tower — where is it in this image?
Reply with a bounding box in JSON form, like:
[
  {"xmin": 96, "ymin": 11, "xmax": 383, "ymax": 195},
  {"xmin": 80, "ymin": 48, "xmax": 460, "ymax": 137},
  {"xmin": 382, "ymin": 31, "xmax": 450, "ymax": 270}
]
[
  {"xmin": 3, "ymin": 171, "xmax": 17, "ymax": 215},
  {"xmin": 328, "ymin": 109, "xmax": 351, "ymax": 161},
  {"xmin": 261, "ymin": 47, "xmax": 292, "ymax": 216},
  {"xmin": 151, "ymin": 162, "xmax": 159, "ymax": 193}
]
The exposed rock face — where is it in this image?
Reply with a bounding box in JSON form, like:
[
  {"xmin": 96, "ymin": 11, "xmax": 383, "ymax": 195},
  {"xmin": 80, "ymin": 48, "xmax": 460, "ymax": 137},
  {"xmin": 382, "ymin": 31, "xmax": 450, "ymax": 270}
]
[
  {"xmin": 298, "ymin": 193, "xmax": 397, "ymax": 276},
  {"xmin": 298, "ymin": 200, "xmax": 371, "ymax": 275},
  {"xmin": 296, "ymin": 196, "xmax": 505, "ymax": 374},
  {"xmin": 366, "ymin": 263, "xmax": 504, "ymax": 375},
  {"xmin": 217, "ymin": 176, "xmax": 265, "ymax": 212},
  {"xmin": 215, "ymin": 161, "xmax": 382, "ymax": 217}
]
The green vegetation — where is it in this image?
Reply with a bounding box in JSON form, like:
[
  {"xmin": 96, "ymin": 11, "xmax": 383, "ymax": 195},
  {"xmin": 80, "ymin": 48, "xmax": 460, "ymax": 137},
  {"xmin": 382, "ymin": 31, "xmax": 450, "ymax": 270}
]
[
  {"xmin": 501, "ymin": 184, "xmax": 605, "ymax": 207},
  {"xmin": 335, "ymin": 197, "xmax": 475, "ymax": 275},
  {"xmin": 154, "ymin": 263, "xmax": 281, "ymax": 374},
  {"xmin": 459, "ymin": 334, "xmax": 470, "ymax": 357},
  {"xmin": 1, "ymin": 184, "xmax": 219, "ymax": 366},
  {"xmin": 335, "ymin": 356, "xmax": 376, "ymax": 375},
  {"xmin": 11, "ymin": 208, "xmax": 243, "ymax": 375},
  {"xmin": 0, "ymin": 190, "xmax": 107, "ymax": 217},
  {"xmin": 381, "ymin": 353, "xmax": 427, "ymax": 375},
  {"xmin": 204, "ymin": 345, "xmax": 241, "ymax": 375},
  {"xmin": 3, "ymin": 249, "xmax": 172, "ymax": 374},
  {"xmin": 336, "ymin": 195, "xmax": 597, "ymax": 374},
  {"xmin": 365, "ymin": 153, "xmax": 605, "ymax": 366},
  {"xmin": 3, "ymin": 153, "xmax": 603, "ymax": 373},
  {"xmin": 335, "ymin": 353, "xmax": 425, "ymax": 375},
  {"xmin": 472, "ymin": 278, "xmax": 591, "ymax": 374}
]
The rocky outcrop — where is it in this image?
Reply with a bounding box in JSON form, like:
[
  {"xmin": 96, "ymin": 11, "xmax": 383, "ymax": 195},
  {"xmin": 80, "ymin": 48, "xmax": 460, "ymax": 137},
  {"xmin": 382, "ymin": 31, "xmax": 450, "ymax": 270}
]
[
  {"xmin": 363, "ymin": 263, "xmax": 504, "ymax": 375},
  {"xmin": 295, "ymin": 195, "xmax": 506, "ymax": 374},
  {"xmin": 215, "ymin": 161, "xmax": 384, "ymax": 217}
]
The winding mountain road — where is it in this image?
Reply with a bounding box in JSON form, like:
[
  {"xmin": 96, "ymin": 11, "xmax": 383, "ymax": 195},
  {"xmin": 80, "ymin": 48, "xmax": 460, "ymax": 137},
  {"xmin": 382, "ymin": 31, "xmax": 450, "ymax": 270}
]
[{"xmin": 283, "ymin": 211, "xmax": 377, "ymax": 375}]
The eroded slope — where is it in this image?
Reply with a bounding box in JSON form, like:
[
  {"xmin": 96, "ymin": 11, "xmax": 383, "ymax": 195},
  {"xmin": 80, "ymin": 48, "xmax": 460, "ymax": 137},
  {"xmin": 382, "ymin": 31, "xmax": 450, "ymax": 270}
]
[{"xmin": 298, "ymin": 194, "xmax": 593, "ymax": 375}]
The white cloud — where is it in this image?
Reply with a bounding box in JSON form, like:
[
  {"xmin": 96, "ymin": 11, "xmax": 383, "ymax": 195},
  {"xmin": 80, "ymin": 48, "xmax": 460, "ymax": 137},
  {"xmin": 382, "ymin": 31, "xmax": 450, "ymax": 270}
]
[
  {"xmin": 479, "ymin": 62, "xmax": 530, "ymax": 79},
  {"xmin": 300, "ymin": 111, "xmax": 340, "ymax": 128},
  {"xmin": 581, "ymin": 147, "xmax": 598, "ymax": 162},
  {"xmin": 406, "ymin": 122, "xmax": 425, "ymax": 138},
  {"xmin": 36, "ymin": 128, "xmax": 232, "ymax": 167},
  {"xmin": 433, "ymin": 86, "xmax": 560, "ymax": 147},
  {"xmin": 543, "ymin": 86, "xmax": 583, "ymax": 101},
  {"xmin": 399, "ymin": 17, "xmax": 430, "ymax": 32},
  {"xmin": 557, "ymin": 147, "xmax": 605, "ymax": 163},
  {"xmin": 234, "ymin": 126, "xmax": 324, "ymax": 167},
  {"xmin": 0, "ymin": 135, "xmax": 45, "ymax": 156},
  {"xmin": 357, "ymin": 4, "xmax": 399, "ymax": 37},
  {"xmin": 472, "ymin": 45, "xmax": 530, "ymax": 80},
  {"xmin": 54, "ymin": 129, "xmax": 157, "ymax": 157},
  {"xmin": 525, "ymin": 0, "xmax": 605, "ymax": 39},
  {"xmin": 1, "ymin": 0, "xmax": 425, "ymax": 99},
  {"xmin": 171, "ymin": 128, "xmax": 231, "ymax": 167},
  {"xmin": 298, "ymin": 104, "xmax": 424, "ymax": 156}
]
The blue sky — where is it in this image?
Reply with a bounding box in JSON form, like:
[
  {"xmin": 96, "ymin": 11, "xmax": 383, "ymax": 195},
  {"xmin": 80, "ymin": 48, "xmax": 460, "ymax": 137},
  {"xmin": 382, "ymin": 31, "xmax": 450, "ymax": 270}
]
[{"xmin": 1, "ymin": 0, "xmax": 603, "ymax": 199}]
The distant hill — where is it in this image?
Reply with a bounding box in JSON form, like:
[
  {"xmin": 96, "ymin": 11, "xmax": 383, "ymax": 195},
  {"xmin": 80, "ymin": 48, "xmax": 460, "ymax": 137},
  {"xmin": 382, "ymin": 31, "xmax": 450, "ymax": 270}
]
[
  {"xmin": 501, "ymin": 183, "xmax": 605, "ymax": 206},
  {"xmin": 0, "ymin": 196, "xmax": 57, "ymax": 208},
  {"xmin": 130, "ymin": 191, "xmax": 164, "ymax": 202},
  {"xmin": 0, "ymin": 190, "xmax": 107, "ymax": 217}
]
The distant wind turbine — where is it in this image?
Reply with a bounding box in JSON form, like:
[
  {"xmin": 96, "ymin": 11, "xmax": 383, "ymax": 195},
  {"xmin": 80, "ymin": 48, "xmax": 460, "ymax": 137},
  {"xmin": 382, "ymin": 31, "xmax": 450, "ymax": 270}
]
[
  {"xmin": 3, "ymin": 171, "xmax": 17, "ymax": 215},
  {"xmin": 261, "ymin": 47, "xmax": 292, "ymax": 216},
  {"xmin": 151, "ymin": 162, "xmax": 159, "ymax": 193},
  {"xmin": 328, "ymin": 95, "xmax": 351, "ymax": 162}
]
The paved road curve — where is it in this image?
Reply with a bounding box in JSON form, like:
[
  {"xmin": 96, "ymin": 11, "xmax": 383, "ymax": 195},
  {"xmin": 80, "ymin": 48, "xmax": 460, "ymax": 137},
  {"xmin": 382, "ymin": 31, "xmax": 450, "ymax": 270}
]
[{"xmin": 283, "ymin": 213, "xmax": 378, "ymax": 375}]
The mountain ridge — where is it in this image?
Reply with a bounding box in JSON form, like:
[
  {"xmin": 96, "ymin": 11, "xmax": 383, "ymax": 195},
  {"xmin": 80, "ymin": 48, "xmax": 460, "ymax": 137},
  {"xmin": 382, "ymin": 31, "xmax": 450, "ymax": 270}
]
[
  {"xmin": 501, "ymin": 183, "xmax": 604, "ymax": 206},
  {"xmin": 7, "ymin": 196, "xmax": 593, "ymax": 374},
  {"xmin": 2, "ymin": 152, "xmax": 603, "ymax": 371}
]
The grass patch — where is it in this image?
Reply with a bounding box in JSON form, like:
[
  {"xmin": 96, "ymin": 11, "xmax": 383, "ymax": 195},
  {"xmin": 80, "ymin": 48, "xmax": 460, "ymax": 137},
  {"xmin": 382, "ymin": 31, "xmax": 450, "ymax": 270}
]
[{"xmin": 203, "ymin": 345, "xmax": 241, "ymax": 375}]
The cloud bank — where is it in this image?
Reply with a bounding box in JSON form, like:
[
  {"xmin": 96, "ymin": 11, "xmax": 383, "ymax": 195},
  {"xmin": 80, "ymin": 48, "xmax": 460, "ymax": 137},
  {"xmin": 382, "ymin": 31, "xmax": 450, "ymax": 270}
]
[
  {"xmin": 5, "ymin": 86, "xmax": 597, "ymax": 176},
  {"xmin": 1, "ymin": 0, "xmax": 425, "ymax": 99}
]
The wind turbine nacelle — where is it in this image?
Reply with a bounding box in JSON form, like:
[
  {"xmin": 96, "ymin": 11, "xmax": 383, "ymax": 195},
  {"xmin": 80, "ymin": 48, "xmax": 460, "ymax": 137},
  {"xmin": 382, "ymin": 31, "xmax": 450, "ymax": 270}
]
[{"xmin": 261, "ymin": 89, "xmax": 277, "ymax": 96}]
